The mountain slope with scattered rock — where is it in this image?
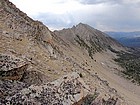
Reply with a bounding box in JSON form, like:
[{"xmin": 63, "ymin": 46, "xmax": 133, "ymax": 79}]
[{"xmin": 0, "ymin": 0, "xmax": 140, "ymax": 105}]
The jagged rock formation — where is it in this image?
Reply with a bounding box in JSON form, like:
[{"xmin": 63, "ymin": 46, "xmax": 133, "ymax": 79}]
[
  {"xmin": 0, "ymin": 72, "xmax": 125, "ymax": 105},
  {"xmin": 0, "ymin": 80, "xmax": 30, "ymax": 103},
  {"xmin": 0, "ymin": 0, "xmax": 139, "ymax": 105},
  {"xmin": 1, "ymin": 72, "xmax": 90, "ymax": 105}
]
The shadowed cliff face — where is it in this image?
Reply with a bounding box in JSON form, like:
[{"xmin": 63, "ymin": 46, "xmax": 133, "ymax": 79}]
[{"xmin": 0, "ymin": 0, "xmax": 132, "ymax": 105}]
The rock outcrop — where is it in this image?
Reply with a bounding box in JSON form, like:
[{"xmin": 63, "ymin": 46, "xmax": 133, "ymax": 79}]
[
  {"xmin": 0, "ymin": 80, "xmax": 29, "ymax": 104},
  {"xmin": 0, "ymin": 53, "xmax": 28, "ymax": 80},
  {"xmin": 1, "ymin": 72, "xmax": 90, "ymax": 105}
]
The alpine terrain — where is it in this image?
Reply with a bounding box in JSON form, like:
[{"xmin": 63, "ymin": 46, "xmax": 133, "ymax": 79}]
[{"xmin": 0, "ymin": 0, "xmax": 140, "ymax": 105}]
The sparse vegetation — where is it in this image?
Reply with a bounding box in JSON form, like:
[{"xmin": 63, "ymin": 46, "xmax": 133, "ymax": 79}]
[
  {"xmin": 81, "ymin": 92, "xmax": 99, "ymax": 105},
  {"xmin": 74, "ymin": 35, "xmax": 103, "ymax": 59},
  {"xmin": 74, "ymin": 92, "xmax": 118, "ymax": 105},
  {"xmin": 114, "ymin": 50, "xmax": 140, "ymax": 85},
  {"xmin": 89, "ymin": 39, "xmax": 103, "ymax": 52},
  {"xmin": 108, "ymin": 46, "xmax": 119, "ymax": 53},
  {"xmin": 79, "ymin": 73, "xmax": 83, "ymax": 78},
  {"xmin": 75, "ymin": 35, "xmax": 90, "ymax": 50}
]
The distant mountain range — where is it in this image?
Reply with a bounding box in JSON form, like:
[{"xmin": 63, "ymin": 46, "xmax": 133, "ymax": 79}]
[{"xmin": 105, "ymin": 31, "xmax": 140, "ymax": 48}]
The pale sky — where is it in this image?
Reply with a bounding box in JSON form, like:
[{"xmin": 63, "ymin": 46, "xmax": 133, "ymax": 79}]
[{"xmin": 9, "ymin": 0, "xmax": 140, "ymax": 32}]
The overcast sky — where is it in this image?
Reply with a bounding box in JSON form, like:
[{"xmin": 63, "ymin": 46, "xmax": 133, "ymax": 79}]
[{"xmin": 10, "ymin": 0, "xmax": 140, "ymax": 32}]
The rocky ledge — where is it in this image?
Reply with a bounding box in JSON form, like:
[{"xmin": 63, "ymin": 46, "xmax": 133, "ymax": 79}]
[
  {"xmin": 1, "ymin": 72, "xmax": 90, "ymax": 105},
  {"xmin": 0, "ymin": 53, "xmax": 28, "ymax": 80}
]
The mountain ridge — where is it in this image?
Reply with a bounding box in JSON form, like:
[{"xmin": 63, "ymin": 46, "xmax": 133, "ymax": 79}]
[
  {"xmin": 0, "ymin": 0, "xmax": 140, "ymax": 105},
  {"xmin": 54, "ymin": 23, "xmax": 124, "ymax": 59}
]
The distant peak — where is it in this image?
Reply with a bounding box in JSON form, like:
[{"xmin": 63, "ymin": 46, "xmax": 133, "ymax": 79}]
[
  {"xmin": 73, "ymin": 23, "xmax": 95, "ymax": 31},
  {"xmin": 76, "ymin": 23, "xmax": 87, "ymax": 27},
  {"xmin": 77, "ymin": 22, "xmax": 85, "ymax": 25}
]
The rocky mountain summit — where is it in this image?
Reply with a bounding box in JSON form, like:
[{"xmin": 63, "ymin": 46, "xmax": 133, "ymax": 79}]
[
  {"xmin": 54, "ymin": 23, "xmax": 123, "ymax": 59},
  {"xmin": 0, "ymin": 0, "xmax": 140, "ymax": 105}
]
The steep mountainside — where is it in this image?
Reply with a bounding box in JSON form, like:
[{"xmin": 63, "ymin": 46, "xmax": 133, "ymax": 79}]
[
  {"xmin": 54, "ymin": 23, "xmax": 124, "ymax": 59},
  {"xmin": 0, "ymin": 0, "xmax": 140, "ymax": 105}
]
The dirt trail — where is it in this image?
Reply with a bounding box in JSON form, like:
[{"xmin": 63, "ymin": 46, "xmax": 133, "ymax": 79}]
[{"xmin": 93, "ymin": 52, "xmax": 140, "ymax": 105}]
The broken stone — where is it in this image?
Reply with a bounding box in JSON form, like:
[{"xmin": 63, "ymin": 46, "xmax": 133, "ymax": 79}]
[
  {"xmin": 3, "ymin": 72, "xmax": 90, "ymax": 105},
  {"xmin": 0, "ymin": 53, "xmax": 28, "ymax": 81}
]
